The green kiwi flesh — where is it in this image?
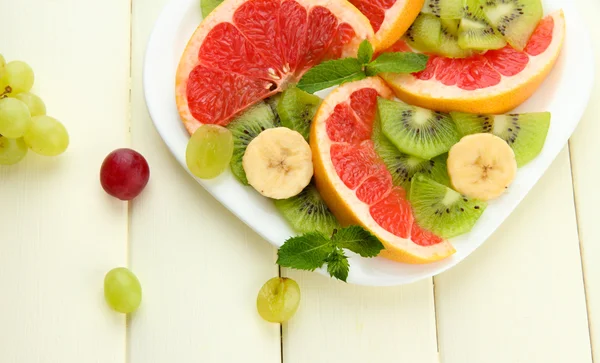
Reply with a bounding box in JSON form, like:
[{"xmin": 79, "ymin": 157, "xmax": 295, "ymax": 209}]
[
  {"xmin": 372, "ymin": 115, "xmax": 450, "ymax": 191},
  {"xmin": 458, "ymin": 0, "xmax": 507, "ymax": 50},
  {"xmin": 201, "ymin": 0, "xmax": 224, "ymax": 18},
  {"xmin": 405, "ymin": 14, "xmax": 472, "ymax": 58},
  {"xmin": 410, "ymin": 174, "xmax": 487, "ymax": 238},
  {"xmin": 276, "ymin": 87, "xmax": 321, "ymax": 141},
  {"xmin": 441, "ymin": 18, "xmax": 461, "ymax": 36},
  {"xmin": 378, "ymin": 97, "xmax": 460, "ymax": 160},
  {"xmin": 481, "ymin": 0, "xmax": 543, "ymax": 51},
  {"xmin": 421, "ymin": 0, "xmax": 464, "ymax": 19},
  {"xmin": 451, "ymin": 111, "xmax": 551, "ymax": 167},
  {"xmin": 274, "ymin": 183, "xmax": 340, "ymax": 236},
  {"xmin": 226, "ymin": 102, "xmax": 276, "ymax": 185},
  {"xmin": 265, "ymin": 94, "xmax": 282, "ymax": 126},
  {"xmin": 405, "ymin": 14, "xmax": 443, "ymax": 52}
]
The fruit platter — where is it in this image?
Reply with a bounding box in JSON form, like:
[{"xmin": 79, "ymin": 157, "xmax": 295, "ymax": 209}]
[{"xmin": 144, "ymin": 0, "xmax": 594, "ymax": 285}]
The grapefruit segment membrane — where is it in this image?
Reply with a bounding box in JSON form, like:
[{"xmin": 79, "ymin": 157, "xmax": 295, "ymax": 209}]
[
  {"xmin": 380, "ymin": 11, "xmax": 565, "ymax": 114},
  {"xmin": 311, "ymin": 77, "xmax": 456, "ymax": 264},
  {"xmin": 176, "ymin": 0, "xmax": 373, "ymax": 134}
]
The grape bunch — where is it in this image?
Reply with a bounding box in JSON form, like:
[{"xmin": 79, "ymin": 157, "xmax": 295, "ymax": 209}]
[{"xmin": 0, "ymin": 54, "xmax": 69, "ymax": 165}]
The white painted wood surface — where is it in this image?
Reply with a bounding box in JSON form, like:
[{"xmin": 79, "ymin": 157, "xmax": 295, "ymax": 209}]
[
  {"xmin": 0, "ymin": 0, "xmax": 131, "ymax": 362},
  {"xmin": 0, "ymin": 0, "xmax": 599, "ymax": 362},
  {"xmin": 435, "ymin": 150, "xmax": 592, "ymax": 363},
  {"xmin": 570, "ymin": 0, "xmax": 600, "ymax": 361},
  {"xmin": 128, "ymin": 0, "xmax": 281, "ymax": 362}
]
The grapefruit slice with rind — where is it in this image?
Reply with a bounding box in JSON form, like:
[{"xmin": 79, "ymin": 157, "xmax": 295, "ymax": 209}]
[
  {"xmin": 310, "ymin": 77, "xmax": 455, "ymax": 263},
  {"xmin": 380, "ymin": 11, "xmax": 565, "ymax": 114},
  {"xmin": 348, "ymin": 0, "xmax": 424, "ymax": 52},
  {"xmin": 176, "ymin": 0, "xmax": 373, "ymax": 134}
]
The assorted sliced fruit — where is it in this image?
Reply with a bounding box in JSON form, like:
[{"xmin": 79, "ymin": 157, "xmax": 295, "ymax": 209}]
[
  {"xmin": 0, "ymin": 55, "xmax": 69, "ymax": 165},
  {"xmin": 176, "ymin": 0, "xmax": 374, "ymax": 134},
  {"xmin": 384, "ymin": 10, "xmax": 564, "ymax": 114},
  {"xmin": 179, "ymin": 0, "xmax": 563, "ymax": 268}
]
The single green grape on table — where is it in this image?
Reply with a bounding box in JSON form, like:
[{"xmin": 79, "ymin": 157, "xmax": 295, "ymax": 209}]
[
  {"xmin": 256, "ymin": 277, "xmax": 301, "ymax": 323},
  {"xmin": 24, "ymin": 115, "xmax": 69, "ymax": 156},
  {"xmin": 0, "ymin": 97, "xmax": 31, "ymax": 138},
  {"xmin": 0, "ymin": 136, "xmax": 27, "ymax": 165},
  {"xmin": 3, "ymin": 61, "xmax": 34, "ymax": 95},
  {"xmin": 186, "ymin": 124, "xmax": 233, "ymax": 179},
  {"xmin": 11, "ymin": 92, "xmax": 46, "ymax": 116},
  {"xmin": 104, "ymin": 267, "xmax": 142, "ymax": 314}
]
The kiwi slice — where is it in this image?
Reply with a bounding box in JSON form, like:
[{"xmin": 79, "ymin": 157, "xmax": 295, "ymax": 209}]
[
  {"xmin": 441, "ymin": 18, "xmax": 461, "ymax": 37},
  {"xmin": 410, "ymin": 174, "xmax": 487, "ymax": 239},
  {"xmin": 227, "ymin": 102, "xmax": 276, "ymax": 185},
  {"xmin": 274, "ymin": 183, "xmax": 340, "ymax": 236},
  {"xmin": 451, "ymin": 111, "xmax": 551, "ymax": 167},
  {"xmin": 421, "ymin": 0, "xmax": 464, "ymax": 19},
  {"xmin": 276, "ymin": 87, "xmax": 322, "ymax": 141},
  {"xmin": 372, "ymin": 115, "xmax": 450, "ymax": 191},
  {"xmin": 405, "ymin": 14, "xmax": 443, "ymax": 52},
  {"xmin": 481, "ymin": 0, "xmax": 543, "ymax": 51},
  {"xmin": 405, "ymin": 14, "xmax": 472, "ymax": 58},
  {"xmin": 201, "ymin": 0, "xmax": 223, "ymax": 18},
  {"xmin": 378, "ymin": 98, "xmax": 460, "ymax": 160},
  {"xmin": 265, "ymin": 94, "xmax": 282, "ymax": 126},
  {"xmin": 457, "ymin": 0, "xmax": 507, "ymax": 50}
]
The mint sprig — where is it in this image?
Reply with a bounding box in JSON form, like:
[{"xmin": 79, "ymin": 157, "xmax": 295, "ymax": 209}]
[
  {"xmin": 277, "ymin": 225, "xmax": 384, "ymax": 282},
  {"xmin": 297, "ymin": 40, "xmax": 428, "ymax": 94}
]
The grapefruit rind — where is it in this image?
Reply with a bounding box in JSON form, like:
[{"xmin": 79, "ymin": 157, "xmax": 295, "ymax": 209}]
[
  {"xmin": 370, "ymin": 0, "xmax": 425, "ymax": 52},
  {"xmin": 176, "ymin": 0, "xmax": 374, "ymax": 134},
  {"xmin": 311, "ymin": 77, "xmax": 456, "ymax": 264},
  {"xmin": 380, "ymin": 10, "xmax": 565, "ymax": 114}
]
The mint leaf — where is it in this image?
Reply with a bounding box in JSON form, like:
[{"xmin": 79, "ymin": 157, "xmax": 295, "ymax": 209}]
[
  {"xmin": 332, "ymin": 225, "xmax": 384, "ymax": 258},
  {"xmin": 365, "ymin": 52, "xmax": 429, "ymax": 76},
  {"xmin": 277, "ymin": 232, "xmax": 334, "ymax": 271},
  {"xmin": 357, "ymin": 40, "xmax": 374, "ymax": 64},
  {"xmin": 325, "ymin": 248, "xmax": 349, "ymax": 282},
  {"xmin": 297, "ymin": 58, "xmax": 365, "ymax": 94}
]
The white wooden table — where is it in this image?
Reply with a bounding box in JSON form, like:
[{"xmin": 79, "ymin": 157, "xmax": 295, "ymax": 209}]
[{"xmin": 0, "ymin": 0, "xmax": 598, "ymax": 362}]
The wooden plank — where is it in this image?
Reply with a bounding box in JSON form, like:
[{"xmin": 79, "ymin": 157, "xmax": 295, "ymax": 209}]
[
  {"xmin": 569, "ymin": 0, "xmax": 600, "ymax": 360},
  {"xmin": 0, "ymin": 0, "xmax": 131, "ymax": 362},
  {"xmin": 128, "ymin": 1, "xmax": 281, "ymax": 362},
  {"xmin": 282, "ymin": 270, "xmax": 439, "ymax": 363},
  {"xmin": 435, "ymin": 149, "xmax": 592, "ymax": 363}
]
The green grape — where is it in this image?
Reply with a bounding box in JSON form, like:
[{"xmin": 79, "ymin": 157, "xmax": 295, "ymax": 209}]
[
  {"xmin": 23, "ymin": 115, "xmax": 69, "ymax": 156},
  {"xmin": 0, "ymin": 136, "xmax": 27, "ymax": 165},
  {"xmin": 104, "ymin": 267, "xmax": 142, "ymax": 314},
  {"xmin": 256, "ymin": 277, "xmax": 301, "ymax": 323},
  {"xmin": 4, "ymin": 61, "xmax": 34, "ymax": 94},
  {"xmin": 0, "ymin": 97, "xmax": 31, "ymax": 138},
  {"xmin": 11, "ymin": 92, "xmax": 46, "ymax": 116},
  {"xmin": 186, "ymin": 124, "xmax": 233, "ymax": 179}
]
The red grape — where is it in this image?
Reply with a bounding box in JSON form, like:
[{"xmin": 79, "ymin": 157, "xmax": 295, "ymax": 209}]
[{"xmin": 100, "ymin": 148, "xmax": 150, "ymax": 200}]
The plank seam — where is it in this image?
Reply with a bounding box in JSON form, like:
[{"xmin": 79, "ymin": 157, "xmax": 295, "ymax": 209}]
[
  {"xmin": 567, "ymin": 140, "xmax": 596, "ymax": 363},
  {"xmin": 279, "ymin": 265, "xmax": 284, "ymax": 363},
  {"xmin": 432, "ymin": 277, "xmax": 441, "ymax": 356},
  {"xmin": 126, "ymin": 1, "xmax": 134, "ymax": 363}
]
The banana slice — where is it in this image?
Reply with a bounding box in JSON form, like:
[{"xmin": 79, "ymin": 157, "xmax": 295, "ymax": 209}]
[
  {"xmin": 447, "ymin": 133, "xmax": 517, "ymax": 201},
  {"xmin": 243, "ymin": 127, "xmax": 313, "ymax": 199}
]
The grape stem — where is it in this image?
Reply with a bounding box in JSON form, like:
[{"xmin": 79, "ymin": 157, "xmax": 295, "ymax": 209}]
[{"xmin": 0, "ymin": 86, "xmax": 12, "ymax": 99}]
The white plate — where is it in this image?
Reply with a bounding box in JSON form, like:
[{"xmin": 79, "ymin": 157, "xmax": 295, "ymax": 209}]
[{"xmin": 144, "ymin": 0, "xmax": 594, "ymax": 286}]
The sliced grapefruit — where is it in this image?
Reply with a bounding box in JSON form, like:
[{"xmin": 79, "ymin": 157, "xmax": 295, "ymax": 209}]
[
  {"xmin": 347, "ymin": 0, "xmax": 424, "ymax": 52},
  {"xmin": 176, "ymin": 0, "xmax": 373, "ymax": 134},
  {"xmin": 310, "ymin": 77, "xmax": 455, "ymax": 264},
  {"xmin": 380, "ymin": 11, "xmax": 565, "ymax": 114}
]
